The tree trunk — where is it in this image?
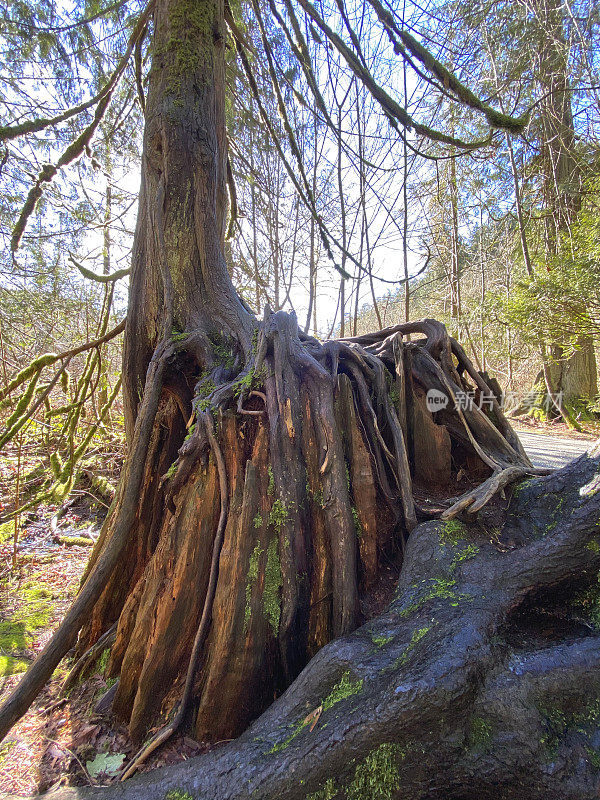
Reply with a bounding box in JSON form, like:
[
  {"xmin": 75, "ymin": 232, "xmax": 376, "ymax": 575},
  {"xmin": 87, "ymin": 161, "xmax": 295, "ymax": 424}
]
[
  {"xmin": 25, "ymin": 443, "xmax": 600, "ymax": 800},
  {"xmin": 532, "ymin": 0, "xmax": 598, "ymax": 415}
]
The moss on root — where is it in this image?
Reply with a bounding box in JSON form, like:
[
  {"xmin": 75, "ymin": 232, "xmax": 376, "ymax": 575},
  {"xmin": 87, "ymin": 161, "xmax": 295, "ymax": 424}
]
[
  {"xmin": 439, "ymin": 519, "xmax": 468, "ymax": 545},
  {"xmin": 269, "ymin": 671, "xmax": 363, "ymax": 755},
  {"xmin": 467, "ymin": 716, "xmax": 493, "ymax": 752},
  {"xmin": 263, "ymin": 537, "xmax": 282, "ymax": 634},
  {"xmin": 322, "ymin": 671, "xmax": 363, "ymax": 712},
  {"xmin": 306, "ymin": 742, "xmax": 406, "ymax": 799},
  {"xmin": 244, "ymin": 537, "xmax": 282, "ymax": 634},
  {"xmin": 164, "ymin": 791, "xmax": 194, "ymax": 800},
  {"xmin": 346, "ymin": 742, "xmax": 406, "ymax": 799}
]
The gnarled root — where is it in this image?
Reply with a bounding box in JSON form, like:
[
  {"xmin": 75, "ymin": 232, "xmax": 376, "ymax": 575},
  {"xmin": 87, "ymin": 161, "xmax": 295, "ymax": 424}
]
[
  {"xmin": 0, "ymin": 314, "xmax": 542, "ymax": 752},
  {"xmin": 20, "ymin": 446, "xmax": 600, "ymax": 800}
]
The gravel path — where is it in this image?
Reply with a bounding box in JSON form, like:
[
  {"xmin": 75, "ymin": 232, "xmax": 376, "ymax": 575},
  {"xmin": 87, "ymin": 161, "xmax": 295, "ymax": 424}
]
[{"xmin": 516, "ymin": 431, "xmax": 593, "ymax": 469}]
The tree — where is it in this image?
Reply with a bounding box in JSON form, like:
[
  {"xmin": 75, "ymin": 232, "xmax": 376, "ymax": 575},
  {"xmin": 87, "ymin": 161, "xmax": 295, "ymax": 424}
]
[{"xmin": 3, "ymin": 0, "xmax": 589, "ymax": 792}]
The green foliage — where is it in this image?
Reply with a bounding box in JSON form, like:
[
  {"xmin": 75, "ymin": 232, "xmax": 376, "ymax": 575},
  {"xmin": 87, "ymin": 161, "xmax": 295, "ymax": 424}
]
[
  {"xmin": 253, "ymin": 513, "xmax": 263, "ymax": 529},
  {"xmin": 503, "ymin": 177, "xmax": 600, "ymax": 351},
  {"xmin": 85, "ymin": 751, "xmax": 125, "ymax": 778},
  {"xmin": 165, "ymin": 792, "xmax": 194, "ymax": 800}
]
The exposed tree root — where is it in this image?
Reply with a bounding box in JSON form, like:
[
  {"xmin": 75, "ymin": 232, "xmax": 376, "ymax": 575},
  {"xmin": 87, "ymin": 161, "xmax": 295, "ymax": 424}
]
[
  {"xmin": 62, "ymin": 623, "xmax": 117, "ymax": 694},
  {"xmin": 16, "ymin": 444, "xmax": 600, "ymax": 800},
  {"xmin": 0, "ymin": 314, "xmax": 543, "ymax": 753},
  {"xmin": 120, "ymin": 412, "xmax": 229, "ymax": 779}
]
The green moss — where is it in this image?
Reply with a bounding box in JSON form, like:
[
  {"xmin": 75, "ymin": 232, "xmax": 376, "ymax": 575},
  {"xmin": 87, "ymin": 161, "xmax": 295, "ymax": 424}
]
[
  {"xmin": 467, "ymin": 716, "xmax": 493, "ymax": 752},
  {"xmin": 244, "ymin": 543, "xmax": 263, "ymax": 627},
  {"xmin": 346, "ymin": 743, "xmax": 406, "ymax": 800},
  {"xmin": 263, "ymin": 537, "xmax": 282, "ymax": 634},
  {"xmin": 244, "ymin": 538, "xmax": 281, "ymax": 633},
  {"xmin": 539, "ymin": 698, "xmax": 600, "ymax": 757},
  {"xmin": 253, "ymin": 514, "xmax": 263, "ymax": 529},
  {"xmin": 0, "ymin": 520, "xmax": 15, "ymax": 544},
  {"xmin": 56, "ymin": 535, "xmax": 94, "ymax": 547},
  {"xmin": 306, "ymin": 777, "xmax": 337, "ymax": 800},
  {"xmin": 196, "ymin": 374, "xmax": 216, "ymax": 412},
  {"xmin": 165, "ymin": 791, "xmax": 194, "ymax": 800},
  {"xmin": 449, "ymin": 543, "xmax": 479, "ymax": 573},
  {"xmin": 162, "ymin": 0, "xmax": 214, "ymax": 83},
  {"xmin": 0, "ymin": 740, "xmax": 14, "ymax": 767},
  {"xmin": 165, "ymin": 461, "xmax": 178, "ymax": 480},
  {"xmin": 269, "ymin": 672, "xmax": 362, "ymax": 755},
  {"xmin": 587, "ymin": 540, "xmax": 600, "ymax": 554},
  {"xmin": 0, "ymin": 654, "xmax": 30, "ymax": 676},
  {"xmin": 269, "ymin": 715, "xmax": 309, "ymax": 753},
  {"xmin": 586, "ymin": 746, "xmax": 600, "ymax": 770},
  {"xmin": 322, "ymin": 671, "xmax": 363, "ymax": 712},
  {"xmin": 573, "ymin": 573, "xmax": 600, "ymax": 629},
  {"xmin": 351, "ymin": 507, "xmax": 362, "ymax": 538},
  {"xmin": 269, "ymin": 499, "xmax": 289, "ymax": 532},
  {"xmin": 511, "ymin": 478, "xmax": 535, "ymax": 497},
  {"xmin": 439, "ymin": 519, "xmax": 467, "ymax": 545},
  {"xmin": 307, "ymin": 481, "xmax": 325, "ymax": 509},
  {"xmin": 232, "ymin": 364, "xmax": 267, "ymax": 400},
  {"xmin": 0, "ymin": 580, "xmax": 53, "ymax": 658},
  {"xmin": 371, "ymin": 633, "xmax": 393, "ymax": 649},
  {"xmin": 390, "ymin": 625, "xmax": 431, "ymax": 670},
  {"xmin": 98, "ymin": 648, "xmax": 110, "ymax": 674},
  {"xmin": 212, "ymin": 342, "xmax": 236, "ymax": 370},
  {"xmin": 398, "ymin": 577, "xmax": 464, "ymax": 617},
  {"xmin": 268, "ymin": 466, "xmax": 275, "ymax": 496}
]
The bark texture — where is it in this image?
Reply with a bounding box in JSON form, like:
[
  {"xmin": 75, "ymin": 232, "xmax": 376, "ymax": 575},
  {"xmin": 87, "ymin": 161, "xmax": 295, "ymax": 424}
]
[{"xmin": 24, "ymin": 442, "xmax": 600, "ymax": 800}]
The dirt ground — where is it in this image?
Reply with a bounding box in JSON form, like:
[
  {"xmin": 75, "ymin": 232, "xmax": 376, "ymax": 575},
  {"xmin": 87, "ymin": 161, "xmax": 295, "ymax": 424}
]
[{"xmin": 0, "ymin": 499, "xmax": 211, "ymax": 797}]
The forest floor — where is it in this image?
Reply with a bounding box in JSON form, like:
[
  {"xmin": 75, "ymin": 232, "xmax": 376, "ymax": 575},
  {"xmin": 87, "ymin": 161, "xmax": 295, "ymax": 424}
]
[
  {"xmin": 511, "ymin": 415, "xmax": 600, "ymax": 440},
  {"xmin": 0, "ymin": 444, "xmax": 209, "ymax": 796},
  {"xmin": 0, "ymin": 417, "xmax": 598, "ymax": 795},
  {"xmin": 0, "ymin": 503, "xmax": 211, "ymax": 796}
]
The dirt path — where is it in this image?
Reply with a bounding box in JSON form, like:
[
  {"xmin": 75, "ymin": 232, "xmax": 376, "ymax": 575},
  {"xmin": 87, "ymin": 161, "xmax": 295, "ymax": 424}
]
[{"xmin": 517, "ymin": 431, "xmax": 593, "ymax": 469}]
